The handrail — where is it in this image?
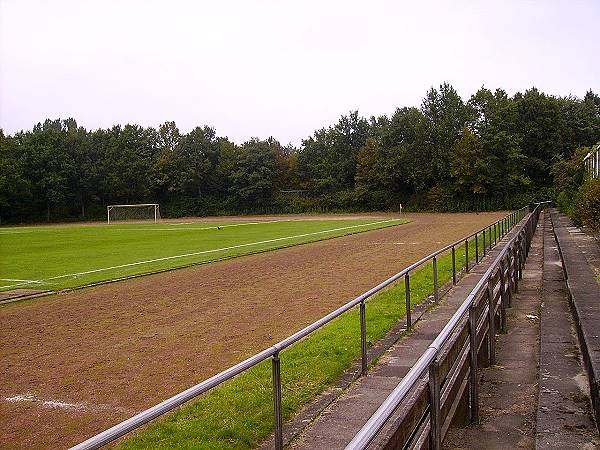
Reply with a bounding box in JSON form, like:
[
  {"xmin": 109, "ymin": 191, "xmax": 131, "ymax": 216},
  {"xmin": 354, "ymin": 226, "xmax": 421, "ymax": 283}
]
[
  {"xmin": 584, "ymin": 143, "xmax": 600, "ymax": 179},
  {"xmin": 71, "ymin": 207, "xmax": 528, "ymax": 450},
  {"xmin": 345, "ymin": 205, "xmax": 542, "ymax": 449}
]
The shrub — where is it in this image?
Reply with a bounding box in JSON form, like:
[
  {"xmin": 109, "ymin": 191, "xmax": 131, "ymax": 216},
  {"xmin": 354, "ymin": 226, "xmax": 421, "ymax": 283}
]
[{"xmin": 577, "ymin": 179, "xmax": 600, "ymax": 231}]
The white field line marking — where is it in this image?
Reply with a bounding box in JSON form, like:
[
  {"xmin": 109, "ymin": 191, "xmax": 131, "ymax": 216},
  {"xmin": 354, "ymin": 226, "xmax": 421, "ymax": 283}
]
[
  {"xmin": 0, "ymin": 219, "xmax": 288, "ymax": 233},
  {"xmin": 0, "ymin": 284, "xmax": 44, "ymax": 290},
  {"xmin": 0, "ymin": 230, "xmax": 34, "ymax": 234},
  {"xmin": 0, "ymin": 279, "xmax": 44, "ymax": 289},
  {"xmin": 4, "ymin": 394, "xmax": 134, "ymax": 413},
  {"xmin": 9, "ymin": 219, "xmax": 401, "ymax": 287},
  {"xmin": 118, "ymin": 219, "xmax": 291, "ymax": 232},
  {"xmin": 0, "ymin": 278, "xmax": 38, "ymax": 282}
]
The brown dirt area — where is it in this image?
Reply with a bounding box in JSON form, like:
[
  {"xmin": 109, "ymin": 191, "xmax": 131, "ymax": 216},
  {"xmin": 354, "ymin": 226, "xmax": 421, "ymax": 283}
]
[
  {"xmin": 0, "ymin": 289, "xmax": 49, "ymax": 302},
  {"xmin": 0, "ymin": 212, "xmax": 505, "ymax": 449}
]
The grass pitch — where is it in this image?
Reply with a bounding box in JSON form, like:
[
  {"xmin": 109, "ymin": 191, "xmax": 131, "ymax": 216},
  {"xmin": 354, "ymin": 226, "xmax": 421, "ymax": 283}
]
[{"xmin": 0, "ymin": 218, "xmax": 408, "ymax": 292}]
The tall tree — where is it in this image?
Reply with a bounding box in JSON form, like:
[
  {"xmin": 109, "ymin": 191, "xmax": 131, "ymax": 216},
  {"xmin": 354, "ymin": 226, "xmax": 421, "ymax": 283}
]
[
  {"xmin": 450, "ymin": 127, "xmax": 498, "ymax": 195},
  {"xmin": 229, "ymin": 138, "xmax": 281, "ymax": 207},
  {"xmin": 0, "ymin": 130, "xmax": 31, "ymax": 222},
  {"xmin": 421, "ymin": 83, "xmax": 471, "ymax": 184},
  {"xmin": 155, "ymin": 126, "xmax": 220, "ymax": 197},
  {"xmin": 298, "ymin": 111, "xmax": 370, "ymax": 192}
]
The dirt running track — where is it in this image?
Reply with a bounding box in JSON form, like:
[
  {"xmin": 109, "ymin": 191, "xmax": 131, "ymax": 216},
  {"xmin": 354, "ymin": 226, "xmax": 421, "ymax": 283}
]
[{"xmin": 0, "ymin": 212, "xmax": 505, "ymax": 449}]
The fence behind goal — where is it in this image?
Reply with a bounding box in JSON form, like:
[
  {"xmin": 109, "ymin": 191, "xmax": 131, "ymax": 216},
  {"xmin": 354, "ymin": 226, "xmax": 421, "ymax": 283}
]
[{"xmin": 107, "ymin": 204, "xmax": 160, "ymax": 223}]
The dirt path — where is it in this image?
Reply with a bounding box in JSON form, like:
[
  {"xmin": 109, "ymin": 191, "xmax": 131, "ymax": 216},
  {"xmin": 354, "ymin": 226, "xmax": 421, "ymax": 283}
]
[{"xmin": 0, "ymin": 212, "xmax": 505, "ymax": 449}]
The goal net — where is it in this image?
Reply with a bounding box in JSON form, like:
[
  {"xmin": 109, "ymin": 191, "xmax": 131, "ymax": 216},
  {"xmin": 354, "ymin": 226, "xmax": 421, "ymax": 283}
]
[{"xmin": 107, "ymin": 204, "xmax": 160, "ymax": 223}]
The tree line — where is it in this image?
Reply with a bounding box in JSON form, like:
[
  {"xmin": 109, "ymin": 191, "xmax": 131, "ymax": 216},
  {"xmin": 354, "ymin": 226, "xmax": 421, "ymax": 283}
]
[{"xmin": 1, "ymin": 83, "xmax": 599, "ymax": 223}]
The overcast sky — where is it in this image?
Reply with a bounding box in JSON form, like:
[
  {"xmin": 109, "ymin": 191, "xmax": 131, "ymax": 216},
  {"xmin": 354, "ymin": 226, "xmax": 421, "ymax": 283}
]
[{"xmin": 1, "ymin": 0, "xmax": 599, "ymax": 145}]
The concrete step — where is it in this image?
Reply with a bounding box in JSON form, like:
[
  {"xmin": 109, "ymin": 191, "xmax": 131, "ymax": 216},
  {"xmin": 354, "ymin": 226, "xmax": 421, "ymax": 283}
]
[{"xmin": 443, "ymin": 211, "xmax": 599, "ymax": 450}]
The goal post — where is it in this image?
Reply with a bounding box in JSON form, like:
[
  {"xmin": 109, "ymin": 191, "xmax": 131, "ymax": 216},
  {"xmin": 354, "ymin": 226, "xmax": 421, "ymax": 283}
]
[{"xmin": 107, "ymin": 204, "xmax": 160, "ymax": 224}]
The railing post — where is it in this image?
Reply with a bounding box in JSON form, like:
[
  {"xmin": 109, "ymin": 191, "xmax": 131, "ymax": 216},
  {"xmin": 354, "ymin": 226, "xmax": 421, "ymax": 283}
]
[
  {"xmin": 475, "ymin": 233, "xmax": 479, "ymax": 264},
  {"xmin": 465, "ymin": 238, "xmax": 469, "ymax": 273},
  {"xmin": 494, "ymin": 223, "xmax": 497, "ymax": 245},
  {"xmin": 433, "ymin": 256, "xmax": 439, "ymax": 302},
  {"xmin": 429, "ymin": 358, "xmax": 441, "ymax": 450},
  {"xmin": 527, "ymin": 221, "xmax": 532, "ymax": 255},
  {"xmin": 518, "ymin": 236, "xmax": 524, "ymax": 280},
  {"xmin": 499, "ymin": 261, "xmax": 507, "ymax": 331},
  {"xmin": 405, "ymin": 273, "xmax": 411, "ymax": 329},
  {"xmin": 487, "ymin": 280, "xmax": 496, "ymax": 365},
  {"xmin": 452, "ymin": 246, "xmax": 456, "ymax": 285},
  {"xmin": 483, "ymin": 229, "xmax": 486, "ymax": 256},
  {"xmin": 489, "ymin": 226, "xmax": 493, "ymax": 250},
  {"xmin": 468, "ymin": 306, "xmax": 479, "ymax": 424},
  {"xmin": 360, "ymin": 301, "xmax": 368, "ymax": 376},
  {"xmin": 505, "ymin": 254, "xmax": 513, "ymax": 307},
  {"xmin": 272, "ymin": 353, "xmax": 283, "ymax": 450},
  {"xmin": 513, "ymin": 245, "xmax": 519, "ymax": 293}
]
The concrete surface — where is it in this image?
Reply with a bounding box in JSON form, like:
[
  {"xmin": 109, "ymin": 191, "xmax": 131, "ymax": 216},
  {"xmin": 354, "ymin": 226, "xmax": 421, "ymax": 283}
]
[{"xmin": 536, "ymin": 212, "xmax": 598, "ymax": 449}]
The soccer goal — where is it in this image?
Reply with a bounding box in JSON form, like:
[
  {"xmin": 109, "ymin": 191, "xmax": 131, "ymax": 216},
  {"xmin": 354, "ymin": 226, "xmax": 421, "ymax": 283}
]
[{"xmin": 107, "ymin": 204, "xmax": 160, "ymax": 224}]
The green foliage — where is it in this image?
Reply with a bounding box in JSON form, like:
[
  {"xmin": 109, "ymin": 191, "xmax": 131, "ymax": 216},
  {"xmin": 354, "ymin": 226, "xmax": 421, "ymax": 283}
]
[
  {"xmin": 575, "ymin": 179, "xmax": 600, "ymax": 231},
  {"xmin": 1, "ymin": 84, "xmax": 599, "ymax": 223},
  {"xmin": 228, "ymin": 138, "xmax": 281, "ymax": 207},
  {"xmin": 297, "ymin": 111, "xmax": 370, "ymax": 193},
  {"xmin": 450, "ymin": 128, "xmax": 495, "ymax": 195},
  {"xmin": 553, "ymin": 145, "xmax": 599, "ymax": 229}
]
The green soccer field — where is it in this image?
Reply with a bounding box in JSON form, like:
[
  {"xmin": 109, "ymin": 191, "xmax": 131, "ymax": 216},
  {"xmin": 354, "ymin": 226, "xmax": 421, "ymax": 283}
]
[{"xmin": 0, "ymin": 217, "xmax": 408, "ymax": 292}]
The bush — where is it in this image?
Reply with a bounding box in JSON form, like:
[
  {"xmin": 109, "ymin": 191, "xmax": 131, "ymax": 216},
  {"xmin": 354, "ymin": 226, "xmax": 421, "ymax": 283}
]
[{"xmin": 577, "ymin": 179, "xmax": 600, "ymax": 231}]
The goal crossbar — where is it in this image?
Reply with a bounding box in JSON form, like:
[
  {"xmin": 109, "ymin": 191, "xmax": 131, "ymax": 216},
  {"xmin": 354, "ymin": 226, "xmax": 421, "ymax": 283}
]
[{"xmin": 107, "ymin": 203, "xmax": 160, "ymax": 224}]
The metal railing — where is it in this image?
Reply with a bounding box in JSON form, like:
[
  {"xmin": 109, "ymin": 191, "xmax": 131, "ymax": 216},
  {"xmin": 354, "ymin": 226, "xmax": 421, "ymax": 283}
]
[
  {"xmin": 71, "ymin": 207, "xmax": 528, "ymax": 450},
  {"xmin": 584, "ymin": 144, "xmax": 600, "ymax": 179},
  {"xmin": 345, "ymin": 204, "xmax": 543, "ymax": 450}
]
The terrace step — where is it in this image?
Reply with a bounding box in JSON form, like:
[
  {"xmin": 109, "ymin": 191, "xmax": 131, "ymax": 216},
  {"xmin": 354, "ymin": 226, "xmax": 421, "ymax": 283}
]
[
  {"xmin": 535, "ymin": 210, "xmax": 599, "ymax": 448},
  {"xmin": 443, "ymin": 211, "xmax": 599, "ymax": 449}
]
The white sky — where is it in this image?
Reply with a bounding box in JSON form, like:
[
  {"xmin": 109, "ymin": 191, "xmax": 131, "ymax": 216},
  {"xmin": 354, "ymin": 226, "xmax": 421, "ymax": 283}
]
[{"xmin": 1, "ymin": 0, "xmax": 599, "ymax": 145}]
